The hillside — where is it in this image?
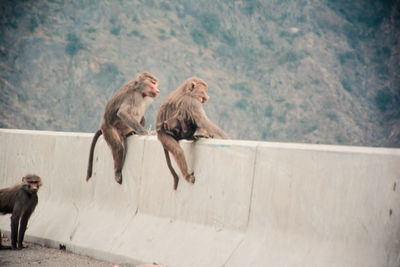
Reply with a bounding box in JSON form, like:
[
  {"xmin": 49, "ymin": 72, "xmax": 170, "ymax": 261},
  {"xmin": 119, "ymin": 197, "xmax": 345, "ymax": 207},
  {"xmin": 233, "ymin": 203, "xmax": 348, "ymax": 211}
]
[{"xmin": 0, "ymin": 0, "xmax": 399, "ymax": 147}]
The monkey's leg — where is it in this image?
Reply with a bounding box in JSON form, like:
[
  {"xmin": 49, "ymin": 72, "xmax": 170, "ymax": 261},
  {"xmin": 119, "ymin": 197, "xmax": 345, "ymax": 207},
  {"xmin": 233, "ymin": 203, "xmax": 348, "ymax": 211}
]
[
  {"xmin": 17, "ymin": 212, "xmax": 32, "ymax": 249},
  {"xmin": 103, "ymin": 127, "xmax": 125, "ymax": 184},
  {"xmin": 160, "ymin": 134, "xmax": 195, "ymax": 186},
  {"xmin": 10, "ymin": 213, "xmax": 19, "ymax": 249}
]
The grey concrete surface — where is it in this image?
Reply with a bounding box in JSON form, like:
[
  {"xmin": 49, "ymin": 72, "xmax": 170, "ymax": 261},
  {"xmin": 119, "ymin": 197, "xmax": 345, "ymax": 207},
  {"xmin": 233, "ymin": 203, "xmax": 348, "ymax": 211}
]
[{"xmin": 0, "ymin": 129, "xmax": 400, "ymax": 267}]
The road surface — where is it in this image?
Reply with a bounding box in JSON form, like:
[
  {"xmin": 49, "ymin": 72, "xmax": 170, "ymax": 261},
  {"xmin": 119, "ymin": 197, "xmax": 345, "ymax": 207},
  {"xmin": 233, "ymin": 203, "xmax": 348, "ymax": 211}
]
[{"xmin": 0, "ymin": 237, "xmax": 163, "ymax": 267}]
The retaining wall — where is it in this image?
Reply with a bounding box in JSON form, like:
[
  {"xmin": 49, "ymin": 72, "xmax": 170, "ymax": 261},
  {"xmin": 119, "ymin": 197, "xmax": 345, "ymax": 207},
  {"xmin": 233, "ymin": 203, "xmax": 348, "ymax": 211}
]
[{"xmin": 0, "ymin": 129, "xmax": 399, "ymax": 266}]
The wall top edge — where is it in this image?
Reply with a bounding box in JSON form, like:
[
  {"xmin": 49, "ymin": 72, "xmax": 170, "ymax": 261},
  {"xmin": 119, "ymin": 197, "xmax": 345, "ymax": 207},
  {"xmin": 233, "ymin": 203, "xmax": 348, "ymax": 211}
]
[{"xmin": 1, "ymin": 128, "xmax": 399, "ymax": 155}]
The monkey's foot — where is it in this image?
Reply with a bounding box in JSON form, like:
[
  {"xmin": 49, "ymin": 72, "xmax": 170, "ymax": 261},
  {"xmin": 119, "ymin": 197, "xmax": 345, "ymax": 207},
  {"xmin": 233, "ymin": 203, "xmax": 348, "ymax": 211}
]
[
  {"xmin": 185, "ymin": 172, "xmax": 195, "ymax": 184},
  {"xmin": 115, "ymin": 171, "xmax": 122, "ymax": 184}
]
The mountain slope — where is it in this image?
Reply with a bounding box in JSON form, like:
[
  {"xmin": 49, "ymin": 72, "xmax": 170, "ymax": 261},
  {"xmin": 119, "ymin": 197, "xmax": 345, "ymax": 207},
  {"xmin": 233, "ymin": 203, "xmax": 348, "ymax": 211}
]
[{"xmin": 0, "ymin": 0, "xmax": 399, "ymax": 147}]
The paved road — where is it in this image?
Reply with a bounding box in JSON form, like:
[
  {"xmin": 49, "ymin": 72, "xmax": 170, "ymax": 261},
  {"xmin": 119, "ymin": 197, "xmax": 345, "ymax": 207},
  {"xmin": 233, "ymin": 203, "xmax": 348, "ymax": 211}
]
[
  {"xmin": 0, "ymin": 242, "xmax": 132, "ymax": 267},
  {"xmin": 0, "ymin": 238, "xmax": 162, "ymax": 267}
]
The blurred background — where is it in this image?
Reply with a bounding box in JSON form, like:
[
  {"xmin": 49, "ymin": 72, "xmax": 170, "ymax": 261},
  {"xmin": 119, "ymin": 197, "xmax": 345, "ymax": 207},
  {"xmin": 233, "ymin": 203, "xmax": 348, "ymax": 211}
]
[{"xmin": 0, "ymin": 0, "xmax": 399, "ymax": 147}]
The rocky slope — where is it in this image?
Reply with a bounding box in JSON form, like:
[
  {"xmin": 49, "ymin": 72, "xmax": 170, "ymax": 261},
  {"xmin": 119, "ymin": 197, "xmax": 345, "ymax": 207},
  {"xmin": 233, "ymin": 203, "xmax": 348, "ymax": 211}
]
[{"xmin": 0, "ymin": 0, "xmax": 399, "ymax": 147}]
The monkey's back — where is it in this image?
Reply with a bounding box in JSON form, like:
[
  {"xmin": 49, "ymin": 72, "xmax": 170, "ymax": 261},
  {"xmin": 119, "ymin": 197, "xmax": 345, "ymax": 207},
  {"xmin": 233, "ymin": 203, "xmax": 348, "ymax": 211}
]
[
  {"xmin": 0, "ymin": 184, "xmax": 20, "ymax": 214},
  {"xmin": 102, "ymin": 94, "xmax": 123, "ymax": 126},
  {"xmin": 102, "ymin": 83, "xmax": 140, "ymax": 127}
]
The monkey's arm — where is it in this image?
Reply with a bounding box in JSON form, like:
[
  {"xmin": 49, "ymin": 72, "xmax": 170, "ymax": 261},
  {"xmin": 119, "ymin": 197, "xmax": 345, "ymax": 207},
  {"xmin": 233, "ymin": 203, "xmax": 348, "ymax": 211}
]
[
  {"xmin": 18, "ymin": 206, "xmax": 35, "ymax": 247},
  {"xmin": 140, "ymin": 117, "xmax": 146, "ymax": 127},
  {"xmin": 198, "ymin": 120, "xmax": 229, "ymax": 139},
  {"xmin": 193, "ymin": 108, "xmax": 229, "ymax": 139},
  {"xmin": 117, "ymin": 107, "xmax": 147, "ymax": 135}
]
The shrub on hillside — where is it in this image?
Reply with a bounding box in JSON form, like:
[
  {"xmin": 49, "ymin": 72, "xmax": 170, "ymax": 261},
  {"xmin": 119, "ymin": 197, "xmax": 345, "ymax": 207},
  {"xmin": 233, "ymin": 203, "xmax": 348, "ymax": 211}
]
[
  {"xmin": 230, "ymin": 82, "xmax": 252, "ymax": 96},
  {"xmin": 65, "ymin": 33, "xmax": 84, "ymax": 56},
  {"xmin": 190, "ymin": 27, "xmax": 208, "ymax": 47},
  {"xmin": 199, "ymin": 12, "xmax": 220, "ymax": 35},
  {"xmin": 341, "ymin": 79, "xmax": 353, "ymax": 92},
  {"xmin": 235, "ymin": 98, "xmax": 248, "ymax": 110},
  {"xmin": 375, "ymin": 88, "xmax": 393, "ymax": 112}
]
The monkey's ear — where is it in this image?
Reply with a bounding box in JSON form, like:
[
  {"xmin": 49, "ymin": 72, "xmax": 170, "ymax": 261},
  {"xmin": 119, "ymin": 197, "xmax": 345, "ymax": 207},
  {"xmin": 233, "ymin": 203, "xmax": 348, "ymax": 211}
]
[{"xmin": 190, "ymin": 81, "xmax": 196, "ymax": 91}]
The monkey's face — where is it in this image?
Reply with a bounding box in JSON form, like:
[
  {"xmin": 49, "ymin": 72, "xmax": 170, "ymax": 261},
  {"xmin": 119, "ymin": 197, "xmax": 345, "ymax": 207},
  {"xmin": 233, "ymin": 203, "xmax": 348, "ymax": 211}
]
[
  {"xmin": 197, "ymin": 87, "xmax": 209, "ymax": 104},
  {"xmin": 22, "ymin": 175, "xmax": 42, "ymax": 193},
  {"xmin": 190, "ymin": 82, "xmax": 209, "ymax": 104},
  {"xmin": 28, "ymin": 180, "xmax": 41, "ymax": 192},
  {"xmin": 142, "ymin": 79, "xmax": 160, "ymax": 98},
  {"xmin": 135, "ymin": 72, "xmax": 160, "ymax": 98}
]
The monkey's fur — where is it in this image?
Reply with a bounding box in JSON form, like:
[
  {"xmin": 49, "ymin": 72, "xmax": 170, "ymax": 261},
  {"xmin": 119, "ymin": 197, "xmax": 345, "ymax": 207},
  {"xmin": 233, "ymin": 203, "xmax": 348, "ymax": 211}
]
[
  {"xmin": 0, "ymin": 174, "xmax": 42, "ymax": 249},
  {"xmin": 87, "ymin": 72, "xmax": 160, "ymax": 184},
  {"xmin": 156, "ymin": 77, "xmax": 229, "ymax": 190}
]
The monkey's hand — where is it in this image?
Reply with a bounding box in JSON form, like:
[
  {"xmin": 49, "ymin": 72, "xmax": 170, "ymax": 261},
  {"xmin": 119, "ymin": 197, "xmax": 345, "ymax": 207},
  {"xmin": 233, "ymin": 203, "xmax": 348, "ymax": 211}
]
[
  {"xmin": 146, "ymin": 125, "xmax": 156, "ymax": 135},
  {"xmin": 193, "ymin": 128, "xmax": 211, "ymax": 140},
  {"xmin": 147, "ymin": 129, "xmax": 156, "ymax": 135},
  {"xmin": 117, "ymin": 110, "xmax": 147, "ymax": 135}
]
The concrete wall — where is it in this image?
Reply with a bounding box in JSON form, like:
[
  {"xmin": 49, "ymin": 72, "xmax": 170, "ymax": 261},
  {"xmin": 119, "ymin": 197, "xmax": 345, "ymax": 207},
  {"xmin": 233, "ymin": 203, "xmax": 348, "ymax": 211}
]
[{"xmin": 0, "ymin": 128, "xmax": 399, "ymax": 267}]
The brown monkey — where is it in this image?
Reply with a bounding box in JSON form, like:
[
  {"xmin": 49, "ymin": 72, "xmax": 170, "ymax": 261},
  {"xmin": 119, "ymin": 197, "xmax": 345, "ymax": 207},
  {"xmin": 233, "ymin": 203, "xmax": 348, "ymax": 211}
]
[
  {"xmin": 86, "ymin": 72, "xmax": 160, "ymax": 184},
  {"xmin": 0, "ymin": 174, "xmax": 42, "ymax": 249},
  {"xmin": 156, "ymin": 77, "xmax": 229, "ymax": 190}
]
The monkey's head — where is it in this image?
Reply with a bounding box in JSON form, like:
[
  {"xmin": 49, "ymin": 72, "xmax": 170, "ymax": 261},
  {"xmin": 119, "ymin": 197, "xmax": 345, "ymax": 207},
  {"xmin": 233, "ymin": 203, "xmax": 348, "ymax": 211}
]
[
  {"xmin": 135, "ymin": 72, "xmax": 160, "ymax": 98},
  {"xmin": 187, "ymin": 77, "xmax": 209, "ymax": 104},
  {"xmin": 22, "ymin": 174, "xmax": 42, "ymax": 193}
]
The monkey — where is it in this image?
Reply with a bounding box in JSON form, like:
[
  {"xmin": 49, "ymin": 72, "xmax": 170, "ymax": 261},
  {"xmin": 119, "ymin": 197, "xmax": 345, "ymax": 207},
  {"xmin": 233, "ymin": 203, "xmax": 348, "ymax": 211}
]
[
  {"xmin": 86, "ymin": 72, "xmax": 160, "ymax": 184},
  {"xmin": 0, "ymin": 174, "xmax": 42, "ymax": 250},
  {"xmin": 156, "ymin": 77, "xmax": 229, "ymax": 190}
]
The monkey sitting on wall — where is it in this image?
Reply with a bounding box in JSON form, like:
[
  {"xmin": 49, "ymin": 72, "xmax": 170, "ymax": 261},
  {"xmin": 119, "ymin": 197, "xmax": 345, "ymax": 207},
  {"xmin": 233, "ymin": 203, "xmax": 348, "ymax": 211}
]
[
  {"xmin": 86, "ymin": 72, "xmax": 160, "ymax": 184},
  {"xmin": 0, "ymin": 174, "xmax": 42, "ymax": 249},
  {"xmin": 156, "ymin": 77, "xmax": 229, "ymax": 190}
]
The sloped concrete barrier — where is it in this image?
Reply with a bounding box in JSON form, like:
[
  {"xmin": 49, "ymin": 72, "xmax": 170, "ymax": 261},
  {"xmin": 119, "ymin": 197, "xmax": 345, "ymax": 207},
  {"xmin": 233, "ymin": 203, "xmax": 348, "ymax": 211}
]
[{"xmin": 0, "ymin": 129, "xmax": 399, "ymax": 267}]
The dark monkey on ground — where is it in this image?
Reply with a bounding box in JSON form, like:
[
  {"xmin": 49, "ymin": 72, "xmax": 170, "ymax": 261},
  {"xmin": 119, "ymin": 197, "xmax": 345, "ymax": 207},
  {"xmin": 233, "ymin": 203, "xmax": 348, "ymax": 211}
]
[
  {"xmin": 86, "ymin": 72, "xmax": 160, "ymax": 184},
  {"xmin": 0, "ymin": 174, "xmax": 42, "ymax": 249},
  {"xmin": 156, "ymin": 77, "xmax": 229, "ymax": 190}
]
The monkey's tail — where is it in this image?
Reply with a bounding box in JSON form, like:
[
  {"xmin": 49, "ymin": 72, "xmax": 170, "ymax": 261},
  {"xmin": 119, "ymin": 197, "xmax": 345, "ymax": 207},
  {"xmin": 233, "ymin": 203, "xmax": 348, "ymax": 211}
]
[{"xmin": 86, "ymin": 129, "xmax": 102, "ymax": 182}]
